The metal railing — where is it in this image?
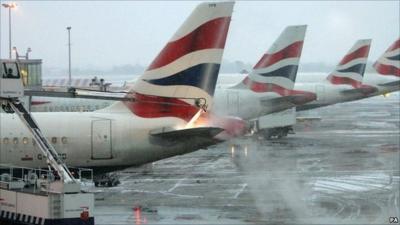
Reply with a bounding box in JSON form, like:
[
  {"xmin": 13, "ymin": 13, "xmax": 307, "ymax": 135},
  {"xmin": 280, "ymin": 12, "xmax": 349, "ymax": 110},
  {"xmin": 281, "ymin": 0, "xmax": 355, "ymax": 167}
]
[{"xmin": 0, "ymin": 164, "xmax": 93, "ymax": 194}]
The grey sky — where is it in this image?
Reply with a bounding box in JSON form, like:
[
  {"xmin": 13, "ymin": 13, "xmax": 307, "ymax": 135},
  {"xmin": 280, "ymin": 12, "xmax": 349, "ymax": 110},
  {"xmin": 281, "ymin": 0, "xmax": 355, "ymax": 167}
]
[{"xmin": 1, "ymin": 1, "xmax": 399, "ymax": 70}]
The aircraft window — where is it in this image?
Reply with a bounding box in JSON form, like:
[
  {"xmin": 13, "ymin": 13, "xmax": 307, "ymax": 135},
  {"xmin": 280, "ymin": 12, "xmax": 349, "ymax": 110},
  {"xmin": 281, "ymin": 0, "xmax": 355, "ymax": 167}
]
[
  {"xmin": 51, "ymin": 137, "xmax": 57, "ymax": 144},
  {"xmin": 13, "ymin": 137, "xmax": 19, "ymax": 144},
  {"xmin": 22, "ymin": 137, "xmax": 29, "ymax": 145},
  {"xmin": 49, "ymin": 106, "xmax": 54, "ymax": 112},
  {"xmin": 3, "ymin": 138, "xmax": 9, "ymax": 144},
  {"xmin": 61, "ymin": 137, "xmax": 68, "ymax": 144},
  {"xmin": 32, "ymin": 138, "xmax": 36, "ymax": 146}
]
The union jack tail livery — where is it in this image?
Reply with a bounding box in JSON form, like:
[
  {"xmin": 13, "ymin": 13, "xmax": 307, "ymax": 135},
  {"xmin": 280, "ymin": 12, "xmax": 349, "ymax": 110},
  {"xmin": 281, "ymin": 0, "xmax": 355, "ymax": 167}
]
[
  {"xmin": 107, "ymin": 2, "xmax": 234, "ymax": 122},
  {"xmin": 327, "ymin": 39, "xmax": 371, "ymax": 88},
  {"xmin": 235, "ymin": 25, "xmax": 306, "ymax": 95},
  {"xmin": 373, "ymin": 38, "xmax": 400, "ymax": 77}
]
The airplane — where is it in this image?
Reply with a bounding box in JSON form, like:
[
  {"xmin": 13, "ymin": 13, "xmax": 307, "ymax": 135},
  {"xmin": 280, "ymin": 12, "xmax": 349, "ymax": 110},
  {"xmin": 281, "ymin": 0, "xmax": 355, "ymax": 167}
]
[
  {"xmin": 295, "ymin": 39, "xmax": 377, "ymax": 111},
  {"xmin": 0, "ymin": 2, "xmax": 237, "ymax": 172},
  {"xmin": 28, "ymin": 25, "xmax": 316, "ymax": 140},
  {"xmin": 211, "ymin": 25, "xmax": 316, "ymax": 138}
]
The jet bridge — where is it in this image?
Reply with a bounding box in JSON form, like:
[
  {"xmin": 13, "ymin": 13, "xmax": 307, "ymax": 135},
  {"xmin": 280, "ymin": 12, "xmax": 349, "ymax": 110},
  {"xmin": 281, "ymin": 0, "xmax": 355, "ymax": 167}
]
[{"xmin": 0, "ymin": 61, "xmax": 95, "ymax": 225}]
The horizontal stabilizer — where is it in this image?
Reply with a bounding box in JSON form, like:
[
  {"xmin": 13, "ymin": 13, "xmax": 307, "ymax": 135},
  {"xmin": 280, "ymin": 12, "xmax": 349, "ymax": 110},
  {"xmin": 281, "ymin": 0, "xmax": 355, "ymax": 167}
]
[
  {"xmin": 378, "ymin": 80, "xmax": 400, "ymax": 87},
  {"xmin": 297, "ymin": 117, "xmax": 322, "ymax": 122},
  {"xmin": 258, "ymin": 93, "xmax": 315, "ymax": 114},
  {"xmin": 150, "ymin": 127, "xmax": 223, "ymax": 141},
  {"xmin": 340, "ymin": 86, "xmax": 377, "ymax": 95},
  {"xmin": 261, "ymin": 94, "xmax": 316, "ymax": 107}
]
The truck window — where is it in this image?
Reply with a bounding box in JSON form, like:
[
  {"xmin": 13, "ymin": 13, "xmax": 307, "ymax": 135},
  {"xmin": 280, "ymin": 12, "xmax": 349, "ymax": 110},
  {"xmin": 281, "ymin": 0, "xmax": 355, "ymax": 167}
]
[{"xmin": 3, "ymin": 63, "xmax": 20, "ymax": 79}]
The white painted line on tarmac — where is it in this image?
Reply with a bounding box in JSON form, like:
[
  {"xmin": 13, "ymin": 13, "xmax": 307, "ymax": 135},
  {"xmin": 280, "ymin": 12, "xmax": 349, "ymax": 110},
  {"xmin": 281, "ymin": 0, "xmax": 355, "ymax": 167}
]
[
  {"xmin": 233, "ymin": 183, "xmax": 247, "ymax": 199},
  {"xmin": 168, "ymin": 178, "xmax": 186, "ymax": 192}
]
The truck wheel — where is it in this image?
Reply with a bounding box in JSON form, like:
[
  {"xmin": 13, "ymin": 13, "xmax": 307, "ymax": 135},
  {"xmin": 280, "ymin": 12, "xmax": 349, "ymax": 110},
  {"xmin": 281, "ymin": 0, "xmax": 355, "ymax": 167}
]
[{"xmin": 2, "ymin": 104, "xmax": 14, "ymax": 114}]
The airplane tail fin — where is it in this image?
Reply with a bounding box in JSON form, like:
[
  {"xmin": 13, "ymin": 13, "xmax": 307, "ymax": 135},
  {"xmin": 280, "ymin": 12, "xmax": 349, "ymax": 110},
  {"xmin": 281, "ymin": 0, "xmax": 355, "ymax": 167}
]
[
  {"xmin": 236, "ymin": 25, "xmax": 307, "ymax": 96},
  {"xmin": 327, "ymin": 39, "xmax": 371, "ymax": 88},
  {"xmin": 373, "ymin": 39, "xmax": 400, "ymax": 77},
  {"xmin": 234, "ymin": 25, "xmax": 306, "ymax": 94},
  {"xmin": 105, "ymin": 2, "xmax": 234, "ymax": 121}
]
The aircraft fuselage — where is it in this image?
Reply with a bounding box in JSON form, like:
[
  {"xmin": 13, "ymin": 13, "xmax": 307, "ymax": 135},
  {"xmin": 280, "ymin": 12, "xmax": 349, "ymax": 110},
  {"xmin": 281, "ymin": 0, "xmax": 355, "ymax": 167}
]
[{"xmin": 0, "ymin": 111, "xmax": 215, "ymax": 170}]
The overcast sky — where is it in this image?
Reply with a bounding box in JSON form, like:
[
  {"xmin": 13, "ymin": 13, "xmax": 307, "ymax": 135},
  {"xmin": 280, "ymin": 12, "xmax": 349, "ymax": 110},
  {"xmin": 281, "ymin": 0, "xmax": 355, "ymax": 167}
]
[{"xmin": 1, "ymin": 1, "xmax": 399, "ymax": 69}]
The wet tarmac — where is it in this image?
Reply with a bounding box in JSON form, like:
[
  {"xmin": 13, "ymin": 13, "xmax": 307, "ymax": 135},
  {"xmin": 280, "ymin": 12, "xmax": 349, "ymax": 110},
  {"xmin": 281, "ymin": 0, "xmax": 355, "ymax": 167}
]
[{"xmin": 92, "ymin": 93, "xmax": 399, "ymax": 225}]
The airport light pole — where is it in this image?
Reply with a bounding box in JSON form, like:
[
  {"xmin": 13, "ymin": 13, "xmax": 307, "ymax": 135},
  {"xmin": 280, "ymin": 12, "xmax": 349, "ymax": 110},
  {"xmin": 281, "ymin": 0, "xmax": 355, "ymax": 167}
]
[
  {"xmin": 67, "ymin": 26, "xmax": 72, "ymax": 87},
  {"xmin": 2, "ymin": 2, "xmax": 17, "ymax": 59}
]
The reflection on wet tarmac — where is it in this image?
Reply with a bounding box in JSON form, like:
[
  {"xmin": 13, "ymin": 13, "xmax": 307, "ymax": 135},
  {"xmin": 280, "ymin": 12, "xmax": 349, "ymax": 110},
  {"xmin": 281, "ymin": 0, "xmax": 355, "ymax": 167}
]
[{"xmin": 93, "ymin": 94, "xmax": 399, "ymax": 224}]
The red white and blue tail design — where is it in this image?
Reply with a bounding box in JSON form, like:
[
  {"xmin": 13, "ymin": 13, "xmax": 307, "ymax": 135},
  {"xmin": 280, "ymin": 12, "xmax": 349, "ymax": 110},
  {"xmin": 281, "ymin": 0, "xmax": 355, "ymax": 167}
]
[
  {"xmin": 106, "ymin": 2, "xmax": 234, "ymax": 122},
  {"xmin": 327, "ymin": 39, "xmax": 371, "ymax": 88},
  {"xmin": 373, "ymin": 38, "xmax": 400, "ymax": 77},
  {"xmin": 235, "ymin": 25, "xmax": 306, "ymax": 95}
]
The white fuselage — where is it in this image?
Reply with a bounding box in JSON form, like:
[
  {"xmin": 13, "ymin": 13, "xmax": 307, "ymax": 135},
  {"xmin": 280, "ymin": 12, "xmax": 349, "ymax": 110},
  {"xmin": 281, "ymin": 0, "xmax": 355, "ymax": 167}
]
[
  {"xmin": 0, "ymin": 109, "xmax": 215, "ymax": 170},
  {"xmin": 294, "ymin": 82, "xmax": 361, "ymax": 110},
  {"xmin": 294, "ymin": 73, "xmax": 399, "ymax": 110},
  {"xmin": 213, "ymin": 87, "xmax": 281, "ymax": 120}
]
